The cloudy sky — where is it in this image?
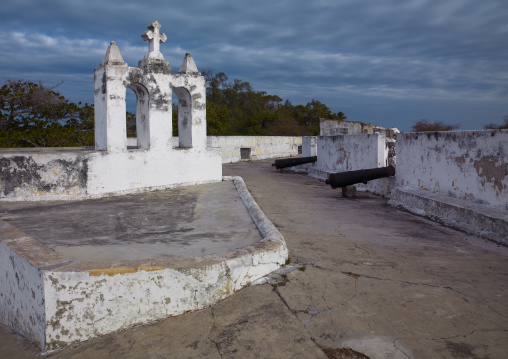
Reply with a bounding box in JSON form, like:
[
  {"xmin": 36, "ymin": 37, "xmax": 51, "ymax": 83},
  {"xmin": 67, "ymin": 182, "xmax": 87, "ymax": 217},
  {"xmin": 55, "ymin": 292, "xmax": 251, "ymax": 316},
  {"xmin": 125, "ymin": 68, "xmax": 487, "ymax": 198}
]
[{"xmin": 1, "ymin": 0, "xmax": 506, "ymax": 131}]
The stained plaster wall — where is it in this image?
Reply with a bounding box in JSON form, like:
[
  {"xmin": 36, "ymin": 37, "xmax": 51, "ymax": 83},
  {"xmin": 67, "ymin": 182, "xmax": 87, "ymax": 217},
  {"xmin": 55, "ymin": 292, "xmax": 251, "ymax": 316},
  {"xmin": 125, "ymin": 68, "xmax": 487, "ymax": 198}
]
[
  {"xmin": 207, "ymin": 136, "xmax": 301, "ymax": 163},
  {"xmin": 0, "ymin": 240, "xmax": 45, "ymax": 349},
  {"xmin": 127, "ymin": 136, "xmax": 302, "ymax": 163},
  {"xmin": 0, "ymin": 151, "xmax": 89, "ymax": 200},
  {"xmin": 395, "ymin": 130, "xmax": 508, "ymax": 210},
  {"xmin": 321, "ymin": 120, "xmax": 362, "ymax": 135},
  {"xmin": 0, "ymin": 132, "xmax": 305, "ymax": 199},
  {"xmin": 320, "ymin": 119, "xmax": 377, "ymax": 136},
  {"xmin": 315, "ymin": 134, "xmax": 385, "ymax": 172},
  {"xmin": 0, "ymin": 134, "xmax": 302, "ymax": 199},
  {"xmin": 0, "ymin": 149, "xmax": 222, "ymax": 200},
  {"xmin": 0, "ymin": 219, "xmax": 71, "ymax": 350},
  {"xmin": 300, "ymin": 134, "xmax": 395, "ymax": 196}
]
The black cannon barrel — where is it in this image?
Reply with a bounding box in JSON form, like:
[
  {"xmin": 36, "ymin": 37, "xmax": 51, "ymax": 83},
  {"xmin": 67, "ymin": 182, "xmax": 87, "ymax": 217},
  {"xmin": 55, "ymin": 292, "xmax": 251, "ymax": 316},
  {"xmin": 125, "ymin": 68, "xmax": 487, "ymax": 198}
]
[
  {"xmin": 272, "ymin": 156, "xmax": 317, "ymax": 169},
  {"xmin": 325, "ymin": 165, "xmax": 395, "ymax": 189}
]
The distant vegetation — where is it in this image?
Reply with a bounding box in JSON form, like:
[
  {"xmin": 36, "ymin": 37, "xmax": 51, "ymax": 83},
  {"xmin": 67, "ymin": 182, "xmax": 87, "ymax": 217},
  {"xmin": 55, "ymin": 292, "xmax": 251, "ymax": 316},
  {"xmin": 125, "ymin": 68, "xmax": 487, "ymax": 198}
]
[
  {"xmin": 1, "ymin": 74, "xmax": 347, "ymax": 148},
  {"xmin": 483, "ymin": 115, "xmax": 508, "ymax": 130},
  {"xmin": 0, "ymin": 80, "xmax": 94, "ymax": 147},
  {"xmin": 196, "ymin": 70, "xmax": 346, "ymax": 137},
  {"xmin": 410, "ymin": 119, "xmax": 460, "ymax": 132},
  {"xmin": 411, "ymin": 116, "xmax": 508, "ymax": 133}
]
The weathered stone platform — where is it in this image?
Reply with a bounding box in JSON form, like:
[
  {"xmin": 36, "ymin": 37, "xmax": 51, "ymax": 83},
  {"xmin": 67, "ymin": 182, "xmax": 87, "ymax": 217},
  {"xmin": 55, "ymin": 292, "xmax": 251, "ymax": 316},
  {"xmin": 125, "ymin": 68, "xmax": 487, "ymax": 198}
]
[{"xmin": 0, "ymin": 177, "xmax": 288, "ymax": 351}]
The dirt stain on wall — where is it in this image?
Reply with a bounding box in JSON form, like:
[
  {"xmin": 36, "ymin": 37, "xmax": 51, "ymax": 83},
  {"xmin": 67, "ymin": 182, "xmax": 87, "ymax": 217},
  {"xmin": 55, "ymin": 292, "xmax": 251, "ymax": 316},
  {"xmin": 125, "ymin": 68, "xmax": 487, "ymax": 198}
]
[{"xmin": 473, "ymin": 155, "xmax": 507, "ymax": 194}]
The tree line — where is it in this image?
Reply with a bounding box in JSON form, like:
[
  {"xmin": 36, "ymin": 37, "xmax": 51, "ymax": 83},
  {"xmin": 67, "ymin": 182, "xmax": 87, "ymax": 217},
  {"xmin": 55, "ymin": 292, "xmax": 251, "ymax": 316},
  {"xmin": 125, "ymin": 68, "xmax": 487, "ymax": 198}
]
[
  {"xmin": 0, "ymin": 80, "xmax": 94, "ymax": 147},
  {"xmin": 199, "ymin": 70, "xmax": 346, "ymax": 137},
  {"xmin": 0, "ymin": 75, "xmax": 347, "ymax": 148},
  {"xmin": 1, "ymin": 76, "xmax": 506, "ymax": 148},
  {"xmin": 410, "ymin": 117, "xmax": 507, "ymax": 132}
]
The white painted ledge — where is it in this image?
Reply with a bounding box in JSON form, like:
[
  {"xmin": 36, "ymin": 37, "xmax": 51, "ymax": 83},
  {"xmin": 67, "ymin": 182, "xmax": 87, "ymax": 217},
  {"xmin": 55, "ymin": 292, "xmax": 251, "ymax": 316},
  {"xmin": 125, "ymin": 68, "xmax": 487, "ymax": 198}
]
[{"xmin": 389, "ymin": 187, "xmax": 508, "ymax": 245}]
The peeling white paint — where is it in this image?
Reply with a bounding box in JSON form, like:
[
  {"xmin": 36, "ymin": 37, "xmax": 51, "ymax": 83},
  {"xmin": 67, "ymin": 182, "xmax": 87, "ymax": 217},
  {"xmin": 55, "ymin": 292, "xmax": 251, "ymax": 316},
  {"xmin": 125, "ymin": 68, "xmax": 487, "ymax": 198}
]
[
  {"xmin": 0, "ymin": 240, "xmax": 46, "ymax": 349},
  {"xmin": 395, "ymin": 130, "xmax": 508, "ymax": 210},
  {"xmin": 388, "ymin": 130, "xmax": 508, "ymax": 243},
  {"xmin": 0, "ymin": 177, "xmax": 288, "ymax": 351},
  {"xmin": 0, "ymin": 148, "xmax": 222, "ymax": 201}
]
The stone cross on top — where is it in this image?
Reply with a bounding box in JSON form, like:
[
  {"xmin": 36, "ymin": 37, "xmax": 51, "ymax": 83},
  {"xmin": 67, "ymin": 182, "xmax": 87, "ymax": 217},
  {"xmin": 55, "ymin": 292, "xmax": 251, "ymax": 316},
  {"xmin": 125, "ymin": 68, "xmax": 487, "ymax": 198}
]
[{"xmin": 139, "ymin": 21, "xmax": 168, "ymax": 67}]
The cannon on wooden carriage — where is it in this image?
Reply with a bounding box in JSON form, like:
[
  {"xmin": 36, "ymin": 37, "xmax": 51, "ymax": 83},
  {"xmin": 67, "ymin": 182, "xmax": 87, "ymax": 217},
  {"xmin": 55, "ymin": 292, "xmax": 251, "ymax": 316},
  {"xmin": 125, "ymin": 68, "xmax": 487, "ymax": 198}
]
[{"xmin": 272, "ymin": 156, "xmax": 317, "ymax": 169}]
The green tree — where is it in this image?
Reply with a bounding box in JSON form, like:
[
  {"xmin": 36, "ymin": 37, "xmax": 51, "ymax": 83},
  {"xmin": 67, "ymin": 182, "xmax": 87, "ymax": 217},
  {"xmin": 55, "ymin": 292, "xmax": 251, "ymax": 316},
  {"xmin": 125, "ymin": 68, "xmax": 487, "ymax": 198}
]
[
  {"xmin": 0, "ymin": 80, "xmax": 94, "ymax": 147},
  {"xmin": 203, "ymin": 71, "xmax": 283, "ymax": 135},
  {"xmin": 202, "ymin": 70, "xmax": 346, "ymax": 136},
  {"xmin": 333, "ymin": 111, "xmax": 347, "ymax": 121},
  {"xmin": 295, "ymin": 99, "xmax": 334, "ymax": 135},
  {"xmin": 126, "ymin": 111, "xmax": 137, "ymax": 137},
  {"xmin": 263, "ymin": 115, "xmax": 310, "ymax": 136},
  {"xmin": 206, "ymin": 102, "xmax": 232, "ymax": 136}
]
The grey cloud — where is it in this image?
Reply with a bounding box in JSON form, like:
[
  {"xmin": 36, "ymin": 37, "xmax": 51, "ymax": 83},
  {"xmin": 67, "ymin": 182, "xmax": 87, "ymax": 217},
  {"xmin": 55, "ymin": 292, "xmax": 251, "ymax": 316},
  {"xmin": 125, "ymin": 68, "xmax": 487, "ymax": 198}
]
[{"xmin": 0, "ymin": 0, "xmax": 507, "ymax": 131}]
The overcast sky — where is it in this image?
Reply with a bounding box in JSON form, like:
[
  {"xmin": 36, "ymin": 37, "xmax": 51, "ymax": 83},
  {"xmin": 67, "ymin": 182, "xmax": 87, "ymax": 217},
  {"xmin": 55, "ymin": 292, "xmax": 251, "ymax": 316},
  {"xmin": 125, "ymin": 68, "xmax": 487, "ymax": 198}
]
[{"xmin": 1, "ymin": 0, "xmax": 506, "ymax": 131}]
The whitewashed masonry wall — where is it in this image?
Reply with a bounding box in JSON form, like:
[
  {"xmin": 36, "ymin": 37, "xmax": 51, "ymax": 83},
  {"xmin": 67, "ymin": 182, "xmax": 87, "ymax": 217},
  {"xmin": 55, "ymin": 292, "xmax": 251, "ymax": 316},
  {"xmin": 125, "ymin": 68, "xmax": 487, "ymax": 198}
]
[{"xmin": 395, "ymin": 130, "xmax": 508, "ymax": 210}]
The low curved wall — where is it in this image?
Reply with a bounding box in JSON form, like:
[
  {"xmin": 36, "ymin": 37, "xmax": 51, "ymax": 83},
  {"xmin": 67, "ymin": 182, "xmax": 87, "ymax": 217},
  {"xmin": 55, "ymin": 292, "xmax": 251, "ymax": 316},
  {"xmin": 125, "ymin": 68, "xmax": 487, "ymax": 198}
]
[{"xmin": 0, "ymin": 177, "xmax": 288, "ymax": 350}]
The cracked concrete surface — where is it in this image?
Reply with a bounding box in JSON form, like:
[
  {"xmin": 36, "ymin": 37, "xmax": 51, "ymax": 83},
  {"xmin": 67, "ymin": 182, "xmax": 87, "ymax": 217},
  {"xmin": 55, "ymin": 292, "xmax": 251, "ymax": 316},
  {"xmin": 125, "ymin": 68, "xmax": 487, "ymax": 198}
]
[{"xmin": 1, "ymin": 159, "xmax": 507, "ymax": 358}]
